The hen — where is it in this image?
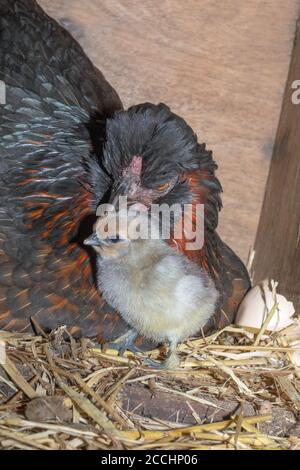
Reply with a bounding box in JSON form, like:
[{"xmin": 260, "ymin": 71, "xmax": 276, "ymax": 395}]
[{"xmin": 0, "ymin": 0, "xmax": 250, "ymax": 345}]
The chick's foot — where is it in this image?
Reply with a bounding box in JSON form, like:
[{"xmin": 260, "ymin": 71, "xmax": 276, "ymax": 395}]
[
  {"xmin": 104, "ymin": 329, "xmax": 140, "ymax": 356},
  {"xmin": 145, "ymin": 351, "xmax": 180, "ymax": 370}
]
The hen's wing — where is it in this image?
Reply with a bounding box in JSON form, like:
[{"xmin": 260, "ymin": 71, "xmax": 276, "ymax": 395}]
[
  {"xmin": 202, "ymin": 233, "xmax": 251, "ymax": 333},
  {"xmin": 0, "ymin": 0, "xmax": 127, "ymax": 339},
  {"xmin": 172, "ymin": 146, "xmax": 251, "ymax": 332}
]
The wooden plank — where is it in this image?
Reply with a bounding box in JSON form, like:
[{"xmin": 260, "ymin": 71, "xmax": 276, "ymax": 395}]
[{"xmin": 253, "ymin": 19, "xmax": 300, "ymax": 313}]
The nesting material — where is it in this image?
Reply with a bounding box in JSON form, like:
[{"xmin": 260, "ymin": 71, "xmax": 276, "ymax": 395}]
[{"xmin": 0, "ymin": 310, "xmax": 299, "ymax": 450}]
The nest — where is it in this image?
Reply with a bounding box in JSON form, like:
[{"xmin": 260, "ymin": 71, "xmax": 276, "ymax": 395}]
[{"xmin": 0, "ymin": 317, "xmax": 300, "ymax": 450}]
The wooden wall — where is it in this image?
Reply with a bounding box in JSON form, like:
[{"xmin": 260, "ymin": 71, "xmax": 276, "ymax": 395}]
[
  {"xmin": 253, "ymin": 18, "xmax": 300, "ymax": 312},
  {"xmin": 40, "ymin": 0, "xmax": 299, "ymax": 262}
]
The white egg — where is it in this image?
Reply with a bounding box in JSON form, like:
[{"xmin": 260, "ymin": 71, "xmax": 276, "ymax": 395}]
[{"xmin": 235, "ymin": 279, "xmax": 295, "ymax": 331}]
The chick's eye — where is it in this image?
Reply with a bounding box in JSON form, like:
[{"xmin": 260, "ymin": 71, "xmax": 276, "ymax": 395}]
[
  {"xmin": 108, "ymin": 235, "xmax": 123, "ymax": 244},
  {"xmin": 157, "ymin": 182, "xmax": 170, "ymax": 192}
]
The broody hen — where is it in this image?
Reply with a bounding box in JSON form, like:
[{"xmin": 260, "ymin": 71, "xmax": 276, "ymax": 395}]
[{"xmin": 0, "ymin": 0, "xmax": 250, "ymax": 345}]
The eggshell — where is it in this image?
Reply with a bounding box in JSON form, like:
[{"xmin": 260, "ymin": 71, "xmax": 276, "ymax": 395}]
[{"xmin": 235, "ymin": 280, "xmax": 295, "ymax": 331}]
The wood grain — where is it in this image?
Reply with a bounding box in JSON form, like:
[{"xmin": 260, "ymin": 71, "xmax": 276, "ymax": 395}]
[
  {"xmin": 39, "ymin": 0, "xmax": 299, "ymax": 261},
  {"xmin": 253, "ymin": 18, "xmax": 300, "ymax": 312}
]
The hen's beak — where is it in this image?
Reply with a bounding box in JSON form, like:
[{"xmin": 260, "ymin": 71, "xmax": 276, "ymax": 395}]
[
  {"xmin": 108, "ymin": 181, "xmax": 130, "ymax": 207},
  {"xmin": 84, "ymin": 232, "xmax": 102, "ymax": 247}
]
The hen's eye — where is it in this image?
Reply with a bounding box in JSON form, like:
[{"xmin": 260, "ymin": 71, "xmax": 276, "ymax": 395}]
[{"xmin": 157, "ymin": 182, "xmax": 170, "ymax": 192}]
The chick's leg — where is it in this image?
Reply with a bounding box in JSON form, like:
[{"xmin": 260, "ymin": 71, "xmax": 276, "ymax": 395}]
[
  {"xmin": 164, "ymin": 346, "xmax": 180, "ymax": 370},
  {"xmin": 104, "ymin": 329, "xmax": 140, "ymax": 356},
  {"xmin": 145, "ymin": 339, "xmax": 180, "ymax": 370}
]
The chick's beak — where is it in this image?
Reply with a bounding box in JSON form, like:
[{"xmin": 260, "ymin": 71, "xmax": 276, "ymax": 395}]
[{"xmin": 84, "ymin": 232, "xmax": 102, "ymax": 247}]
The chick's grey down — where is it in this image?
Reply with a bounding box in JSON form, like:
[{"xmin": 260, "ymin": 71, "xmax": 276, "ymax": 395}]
[{"xmin": 93, "ymin": 228, "xmax": 219, "ymax": 369}]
